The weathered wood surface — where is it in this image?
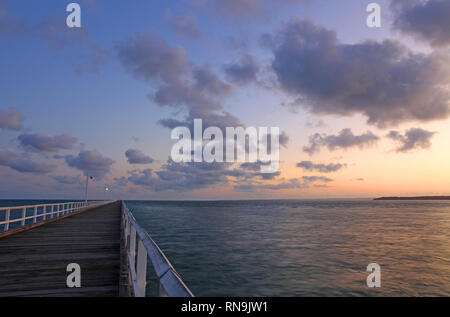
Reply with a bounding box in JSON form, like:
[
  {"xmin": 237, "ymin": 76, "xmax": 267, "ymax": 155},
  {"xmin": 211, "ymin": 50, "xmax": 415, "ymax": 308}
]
[{"xmin": 0, "ymin": 201, "xmax": 122, "ymax": 297}]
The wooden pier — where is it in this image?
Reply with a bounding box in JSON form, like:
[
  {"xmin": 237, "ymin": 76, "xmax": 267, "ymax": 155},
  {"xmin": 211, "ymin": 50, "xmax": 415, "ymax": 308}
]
[
  {"xmin": 0, "ymin": 200, "xmax": 193, "ymax": 297},
  {"xmin": 0, "ymin": 201, "xmax": 122, "ymax": 297}
]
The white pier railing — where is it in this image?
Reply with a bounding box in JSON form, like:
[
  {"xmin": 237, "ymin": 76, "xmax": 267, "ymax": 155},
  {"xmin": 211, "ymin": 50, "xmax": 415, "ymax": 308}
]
[
  {"xmin": 121, "ymin": 201, "xmax": 194, "ymax": 297},
  {"xmin": 0, "ymin": 201, "xmax": 105, "ymax": 233}
]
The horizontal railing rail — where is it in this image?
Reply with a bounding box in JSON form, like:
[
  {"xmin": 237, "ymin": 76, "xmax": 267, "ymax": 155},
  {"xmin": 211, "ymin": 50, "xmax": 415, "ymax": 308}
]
[
  {"xmin": 121, "ymin": 201, "xmax": 194, "ymax": 297},
  {"xmin": 0, "ymin": 200, "xmax": 109, "ymax": 233}
]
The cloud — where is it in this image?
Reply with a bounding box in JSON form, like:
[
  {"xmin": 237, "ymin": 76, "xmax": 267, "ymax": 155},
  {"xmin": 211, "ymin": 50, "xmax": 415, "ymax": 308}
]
[
  {"xmin": 0, "ymin": 149, "xmax": 18, "ymax": 165},
  {"xmin": 65, "ymin": 150, "xmax": 115, "ymax": 179},
  {"xmin": 125, "ymin": 160, "xmax": 230, "ymax": 191},
  {"xmin": 264, "ymin": 18, "xmax": 450, "ymax": 127},
  {"xmin": 8, "ymin": 158, "xmax": 55, "ymax": 174},
  {"xmin": 0, "ymin": 0, "xmax": 28, "ymax": 35},
  {"xmin": 36, "ymin": 18, "xmax": 109, "ymax": 74},
  {"xmin": 279, "ymin": 131, "xmax": 289, "ymax": 148},
  {"xmin": 387, "ymin": 128, "xmax": 436, "ymax": 152},
  {"xmin": 390, "ymin": 0, "xmax": 450, "ymax": 47},
  {"xmin": 52, "ymin": 175, "xmax": 83, "ymax": 185},
  {"xmin": 0, "ymin": 2, "xmax": 108, "ymax": 74},
  {"xmin": 303, "ymin": 129, "xmax": 379, "ymax": 155},
  {"xmin": 117, "ymin": 31, "xmax": 242, "ymax": 129},
  {"xmin": 297, "ymin": 161, "xmax": 346, "ymax": 173},
  {"xmin": 127, "ymin": 169, "xmax": 156, "ymax": 188},
  {"xmin": 164, "ymin": 10, "xmax": 202, "ymax": 40},
  {"xmin": 214, "ymin": 0, "xmax": 263, "ymax": 18},
  {"xmin": 18, "ymin": 133, "xmax": 77, "ymax": 152},
  {"xmin": 234, "ymin": 175, "xmax": 333, "ymax": 191},
  {"xmin": 0, "ymin": 107, "xmax": 24, "ymax": 131},
  {"xmin": 237, "ymin": 161, "xmax": 281, "ymax": 179},
  {"xmin": 125, "ymin": 149, "xmax": 154, "ymax": 164},
  {"xmin": 0, "ymin": 149, "xmax": 55, "ymax": 174},
  {"xmin": 224, "ymin": 54, "xmax": 259, "ymax": 85},
  {"xmin": 118, "ymin": 156, "xmax": 283, "ymax": 192},
  {"xmin": 302, "ymin": 175, "xmax": 333, "ymax": 183},
  {"xmin": 235, "ymin": 178, "xmax": 303, "ymax": 191}
]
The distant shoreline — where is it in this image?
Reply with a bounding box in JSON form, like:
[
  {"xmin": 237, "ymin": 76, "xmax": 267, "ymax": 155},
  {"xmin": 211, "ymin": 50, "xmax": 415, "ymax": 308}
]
[{"xmin": 374, "ymin": 196, "xmax": 450, "ymax": 201}]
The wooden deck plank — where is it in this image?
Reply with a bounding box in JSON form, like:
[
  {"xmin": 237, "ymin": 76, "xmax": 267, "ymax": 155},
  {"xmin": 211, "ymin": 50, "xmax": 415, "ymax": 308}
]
[{"xmin": 0, "ymin": 201, "xmax": 122, "ymax": 297}]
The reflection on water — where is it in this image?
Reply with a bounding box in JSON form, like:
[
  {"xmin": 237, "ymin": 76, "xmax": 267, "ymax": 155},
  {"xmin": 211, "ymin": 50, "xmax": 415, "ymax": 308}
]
[{"xmin": 127, "ymin": 200, "xmax": 450, "ymax": 296}]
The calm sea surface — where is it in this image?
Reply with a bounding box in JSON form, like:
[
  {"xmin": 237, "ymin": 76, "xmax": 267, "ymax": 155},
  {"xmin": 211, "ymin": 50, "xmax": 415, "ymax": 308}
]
[
  {"xmin": 1, "ymin": 199, "xmax": 449, "ymax": 296},
  {"xmin": 126, "ymin": 200, "xmax": 450, "ymax": 296}
]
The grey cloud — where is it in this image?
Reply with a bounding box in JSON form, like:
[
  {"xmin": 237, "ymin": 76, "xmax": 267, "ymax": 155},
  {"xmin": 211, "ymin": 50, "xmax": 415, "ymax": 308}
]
[
  {"xmin": 119, "ymin": 157, "xmax": 282, "ymax": 192},
  {"xmin": 215, "ymin": 0, "xmax": 263, "ymax": 18},
  {"xmin": 224, "ymin": 54, "xmax": 259, "ymax": 85},
  {"xmin": 0, "ymin": 107, "xmax": 24, "ymax": 131},
  {"xmin": 236, "ymin": 161, "xmax": 281, "ymax": 179},
  {"xmin": 303, "ymin": 129, "xmax": 379, "ymax": 155},
  {"xmin": 193, "ymin": 66, "xmax": 232, "ymax": 96},
  {"xmin": 65, "ymin": 150, "xmax": 115, "ymax": 179},
  {"xmin": 52, "ymin": 175, "xmax": 82, "ymax": 185},
  {"xmin": 302, "ymin": 175, "xmax": 333, "ymax": 183},
  {"xmin": 387, "ymin": 128, "xmax": 436, "ymax": 152},
  {"xmin": 265, "ymin": 19, "xmax": 450, "ymax": 127},
  {"xmin": 18, "ymin": 133, "xmax": 77, "ymax": 152},
  {"xmin": 8, "ymin": 158, "xmax": 55, "ymax": 174},
  {"xmin": 125, "ymin": 149, "xmax": 154, "ymax": 164},
  {"xmin": 234, "ymin": 174, "xmax": 333, "ymax": 191},
  {"xmin": 0, "ymin": 149, "xmax": 55, "ymax": 174},
  {"xmin": 391, "ymin": 0, "xmax": 450, "ymax": 47},
  {"xmin": 225, "ymin": 36, "xmax": 249, "ymax": 50},
  {"xmin": 117, "ymin": 32, "xmax": 242, "ymax": 130},
  {"xmin": 164, "ymin": 10, "xmax": 202, "ymax": 40},
  {"xmin": 235, "ymin": 178, "xmax": 303, "ymax": 191},
  {"xmin": 127, "ymin": 169, "xmax": 156, "ymax": 188},
  {"xmin": 36, "ymin": 16, "xmax": 110, "ymax": 74},
  {"xmin": 158, "ymin": 111, "xmax": 243, "ymax": 132},
  {"xmin": 279, "ymin": 131, "xmax": 289, "ymax": 148},
  {"xmin": 117, "ymin": 31, "xmax": 189, "ymax": 83},
  {"xmin": 0, "ymin": 2, "xmax": 108, "ymax": 74},
  {"xmin": 126, "ymin": 160, "xmax": 229, "ymax": 192},
  {"xmin": 0, "ymin": 149, "xmax": 18, "ymax": 165},
  {"xmin": 297, "ymin": 161, "xmax": 346, "ymax": 173}
]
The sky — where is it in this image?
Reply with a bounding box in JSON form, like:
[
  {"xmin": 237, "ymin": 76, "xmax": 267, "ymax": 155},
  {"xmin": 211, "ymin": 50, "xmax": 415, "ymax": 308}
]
[{"xmin": 0, "ymin": 0, "xmax": 449, "ymax": 200}]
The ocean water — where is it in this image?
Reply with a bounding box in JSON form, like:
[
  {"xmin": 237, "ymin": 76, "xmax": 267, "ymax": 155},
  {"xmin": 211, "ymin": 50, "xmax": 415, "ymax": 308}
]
[{"xmin": 126, "ymin": 200, "xmax": 450, "ymax": 297}]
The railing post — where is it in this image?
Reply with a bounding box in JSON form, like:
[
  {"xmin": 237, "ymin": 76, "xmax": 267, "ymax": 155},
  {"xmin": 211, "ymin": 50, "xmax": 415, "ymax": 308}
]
[
  {"xmin": 129, "ymin": 226, "xmax": 137, "ymax": 268},
  {"xmin": 33, "ymin": 206, "xmax": 38, "ymax": 223},
  {"xmin": 136, "ymin": 238, "xmax": 148, "ymax": 297},
  {"xmin": 125, "ymin": 216, "xmax": 130, "ymax": 247},
  {"xmin": 4, "ymin": 209, "xmax": 10, "ymax": 232},
  {"xmin": 21, "ymin": 207, "xmax": 26, "ymax": 226}
]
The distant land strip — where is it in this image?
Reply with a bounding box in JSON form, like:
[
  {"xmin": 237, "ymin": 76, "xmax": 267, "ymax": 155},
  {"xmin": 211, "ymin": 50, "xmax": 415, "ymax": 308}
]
[{"xmin": 374, "ymin": 196, "xmax": 450, "ymax": 201}]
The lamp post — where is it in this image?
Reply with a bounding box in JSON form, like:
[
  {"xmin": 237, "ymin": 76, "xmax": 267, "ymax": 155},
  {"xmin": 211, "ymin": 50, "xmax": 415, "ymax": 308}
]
[{"xmin": 84, "ymin": 175, "xmax": 94, "ymax": 203}]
